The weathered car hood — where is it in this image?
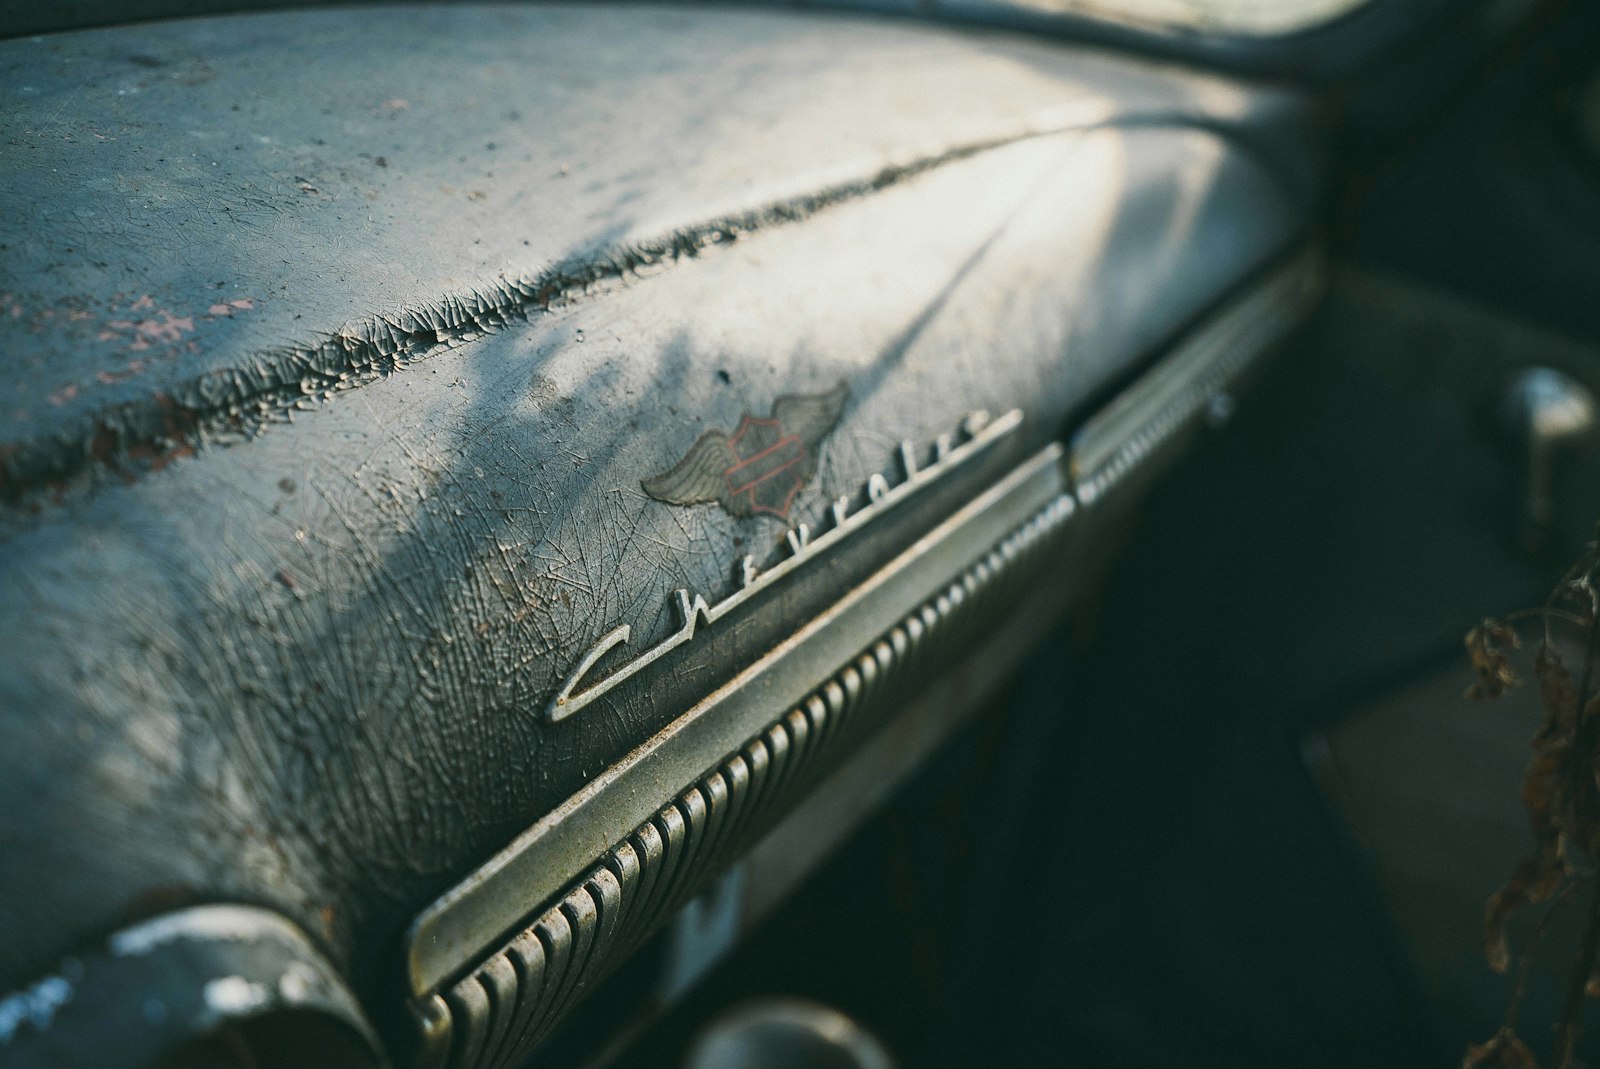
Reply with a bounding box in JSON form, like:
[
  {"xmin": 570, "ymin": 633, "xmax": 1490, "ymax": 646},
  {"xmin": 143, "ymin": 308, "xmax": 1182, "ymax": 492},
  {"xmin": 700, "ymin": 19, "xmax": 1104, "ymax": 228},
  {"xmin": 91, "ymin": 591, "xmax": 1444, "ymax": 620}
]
[{"xmin": 0, "ymin": 2, "xmax": 1314, "ymax": 1011}]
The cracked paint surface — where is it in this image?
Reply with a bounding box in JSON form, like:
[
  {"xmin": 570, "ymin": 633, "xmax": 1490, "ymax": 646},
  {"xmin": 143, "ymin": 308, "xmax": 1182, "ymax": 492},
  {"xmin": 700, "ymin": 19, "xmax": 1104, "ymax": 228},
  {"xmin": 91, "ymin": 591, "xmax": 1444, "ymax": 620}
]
[{"xmin": 0, "ymin": 2, "xmax": 1309, "ymax": 1020}]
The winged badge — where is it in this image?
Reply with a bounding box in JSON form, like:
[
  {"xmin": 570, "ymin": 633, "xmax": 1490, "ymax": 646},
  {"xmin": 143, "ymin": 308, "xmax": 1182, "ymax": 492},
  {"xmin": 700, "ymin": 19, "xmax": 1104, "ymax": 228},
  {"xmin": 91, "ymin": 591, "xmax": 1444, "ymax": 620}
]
[{"xmin": 641, "ymin": 382, "xmax": 850, "ymax": 521}]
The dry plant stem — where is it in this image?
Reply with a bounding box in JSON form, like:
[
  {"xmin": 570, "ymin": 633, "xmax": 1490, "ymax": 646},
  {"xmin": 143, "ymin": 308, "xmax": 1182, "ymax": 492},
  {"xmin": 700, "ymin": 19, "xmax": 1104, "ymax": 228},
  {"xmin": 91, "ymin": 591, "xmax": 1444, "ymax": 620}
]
[
  {"xmin": 1572, "ymin": 595, "xmax": 1600, "ymax": 763},
  {"xmin": 1501, "ymin": 607, "xmax": 1592, "ymax": 638},
  {"xmin": 1558, "ymin": 888, "xmax": 1600, "ymax": 1069},
  {"xmin": 1511, "ymin": 881, "xmax": 1583, "ymax": 1033},
  {"xmin": 1556, "ymin": 611, "xmax": 1600, "ymax": 1069},
  {"xmin": 1465, "ymin": 524, "xmax": 1600, "ymax": 1069}
]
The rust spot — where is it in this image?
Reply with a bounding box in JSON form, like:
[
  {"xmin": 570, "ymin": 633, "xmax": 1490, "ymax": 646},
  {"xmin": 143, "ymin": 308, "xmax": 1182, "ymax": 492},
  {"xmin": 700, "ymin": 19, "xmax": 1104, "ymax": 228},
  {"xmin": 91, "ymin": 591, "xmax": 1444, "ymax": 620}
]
[
  {"xmin": 143, "ymin": 442, "xmax": 194, "ymax": 473},
  {"xmin": 89, "ymin": 426, "xmax": 116, "ymax": 462}
]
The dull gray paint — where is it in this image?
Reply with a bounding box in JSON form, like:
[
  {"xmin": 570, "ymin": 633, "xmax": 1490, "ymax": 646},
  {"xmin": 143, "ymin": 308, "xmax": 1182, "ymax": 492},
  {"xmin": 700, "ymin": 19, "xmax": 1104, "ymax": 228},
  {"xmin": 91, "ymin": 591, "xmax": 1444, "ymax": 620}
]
[{"xmin": 0, "ymin": 2, "xmax": 1314, "ymax": 1048}]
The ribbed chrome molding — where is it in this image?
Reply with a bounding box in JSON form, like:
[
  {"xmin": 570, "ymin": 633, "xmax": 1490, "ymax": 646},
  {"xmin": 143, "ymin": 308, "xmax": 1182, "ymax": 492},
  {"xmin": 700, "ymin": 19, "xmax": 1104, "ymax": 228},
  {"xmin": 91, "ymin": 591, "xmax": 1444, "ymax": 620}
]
[
  {"xmin": 410, "ymin": 467, "xmax": 1078, "ymax": 1069},
  {"xmin": 401, "ymin": 247, "xmax": 1322, "ymax": 1069},
  {"xmin": 406, "ymin": 413, "xmax": 1039, "ymax": 1003}
]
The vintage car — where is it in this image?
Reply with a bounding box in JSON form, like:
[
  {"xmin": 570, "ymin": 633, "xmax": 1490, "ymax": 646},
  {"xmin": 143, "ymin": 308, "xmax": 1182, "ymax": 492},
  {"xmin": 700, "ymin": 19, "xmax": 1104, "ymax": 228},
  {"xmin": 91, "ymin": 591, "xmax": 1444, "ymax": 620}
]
[{"xmin": 3, "ymin": 0, "xmax": 1600, "ymax": 1065}]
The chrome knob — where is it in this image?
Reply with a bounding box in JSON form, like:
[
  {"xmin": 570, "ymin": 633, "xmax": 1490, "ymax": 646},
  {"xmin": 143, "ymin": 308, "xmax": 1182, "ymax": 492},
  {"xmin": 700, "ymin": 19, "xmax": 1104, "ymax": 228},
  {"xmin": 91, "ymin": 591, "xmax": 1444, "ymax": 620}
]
[
  {"xmin": 683, "ymin": 999, "xmax": 896, "ymax": 1069},
  {"xmin": 1502, "ymin": 367, "xmax": 1596, "ymax": 550}
]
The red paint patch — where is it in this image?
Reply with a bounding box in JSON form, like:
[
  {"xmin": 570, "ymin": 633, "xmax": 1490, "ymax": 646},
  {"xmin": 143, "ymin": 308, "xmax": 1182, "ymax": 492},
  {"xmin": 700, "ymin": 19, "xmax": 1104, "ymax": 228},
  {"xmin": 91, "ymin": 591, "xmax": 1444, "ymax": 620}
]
[
  {"xmin": 129, "ymin": 311, "xmax": 195, "ymax": 349},
  {"xmin": 722, "ymin": 416, "xmax": 809, "ymax": 519}
]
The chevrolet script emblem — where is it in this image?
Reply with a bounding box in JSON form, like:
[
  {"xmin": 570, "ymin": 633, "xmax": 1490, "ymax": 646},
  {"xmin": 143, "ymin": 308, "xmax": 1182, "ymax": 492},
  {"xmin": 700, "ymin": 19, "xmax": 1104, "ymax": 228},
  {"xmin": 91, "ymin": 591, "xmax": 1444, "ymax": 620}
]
[{"xmin": 641, "ymin": 383, "xmax": 849, "ymax": 520}]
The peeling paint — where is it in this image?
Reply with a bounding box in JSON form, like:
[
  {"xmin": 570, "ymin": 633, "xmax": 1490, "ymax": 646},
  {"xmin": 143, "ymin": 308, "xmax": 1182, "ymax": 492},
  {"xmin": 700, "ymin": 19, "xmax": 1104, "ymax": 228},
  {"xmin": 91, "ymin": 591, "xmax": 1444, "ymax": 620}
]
[
  {"xmin": 14, "ymin": 291, "xmax": 256, "ymax": 413},
  {"xmin": 0, "ymin": 122, "xmax": 1085, "ymax": 517}
]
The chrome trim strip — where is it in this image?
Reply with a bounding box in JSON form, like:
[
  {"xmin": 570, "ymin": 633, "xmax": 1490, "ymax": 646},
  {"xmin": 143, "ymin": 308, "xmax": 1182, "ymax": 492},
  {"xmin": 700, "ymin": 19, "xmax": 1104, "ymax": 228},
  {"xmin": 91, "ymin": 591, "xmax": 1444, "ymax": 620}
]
[
  {"xmin": 548, "ymin": 409, "xmax": 1021, "ymax": 722},
  {"xmin": 405, "ymin": 440, "xmax": 1067, "ymax": 997},
  {"xmin": 409, "ymin": 474, "xmax": 1081, "ymax": 1069},
  {"xmin": 0, "ymin": 906, "xmax": 381, "ymax": 1067},
  {"xmin": 402, "ymin": 244, "xmax": 1325, "ymax": 1005},
  {"xmin": 1070, "ymin": 251, "xmax": 1322, "ymax": 501}
]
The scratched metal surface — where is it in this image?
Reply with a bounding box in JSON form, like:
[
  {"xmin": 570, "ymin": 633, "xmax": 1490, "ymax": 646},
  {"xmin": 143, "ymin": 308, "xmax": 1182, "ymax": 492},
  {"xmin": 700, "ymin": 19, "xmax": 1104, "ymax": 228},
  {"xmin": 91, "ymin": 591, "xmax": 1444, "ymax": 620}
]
[{"xmin": 0, "ymin": 1, "xmax": 1311, "ymax": 1023}]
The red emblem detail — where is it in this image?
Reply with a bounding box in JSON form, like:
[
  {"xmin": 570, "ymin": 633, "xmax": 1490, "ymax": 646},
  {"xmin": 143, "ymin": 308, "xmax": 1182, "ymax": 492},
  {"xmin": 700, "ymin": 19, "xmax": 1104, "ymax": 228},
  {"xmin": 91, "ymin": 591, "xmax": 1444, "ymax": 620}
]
[
  {"xmin": 722, "ymin": 416, "xmax": 809, "ymax": 519},
  {"xmin": 639, "ymin": 382, "xmax": 848, "ymax": 522}
]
